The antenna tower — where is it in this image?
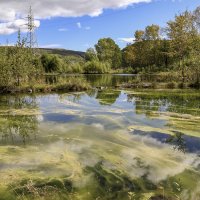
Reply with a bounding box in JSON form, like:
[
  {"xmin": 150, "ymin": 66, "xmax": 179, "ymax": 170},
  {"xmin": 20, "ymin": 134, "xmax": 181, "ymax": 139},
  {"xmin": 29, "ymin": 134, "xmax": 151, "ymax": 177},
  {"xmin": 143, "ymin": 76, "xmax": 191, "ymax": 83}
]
[{"xmin": 26, "ymin": 6, "xmax": 38, "ymax": 49}]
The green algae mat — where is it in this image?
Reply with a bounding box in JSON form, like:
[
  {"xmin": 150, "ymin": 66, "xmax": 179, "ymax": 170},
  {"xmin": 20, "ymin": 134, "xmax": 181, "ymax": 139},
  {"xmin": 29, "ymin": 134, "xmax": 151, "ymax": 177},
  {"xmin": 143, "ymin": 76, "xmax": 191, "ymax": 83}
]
[{"xmin": 0, "ymin": 88, "xmax": 200, "ymax": 200}]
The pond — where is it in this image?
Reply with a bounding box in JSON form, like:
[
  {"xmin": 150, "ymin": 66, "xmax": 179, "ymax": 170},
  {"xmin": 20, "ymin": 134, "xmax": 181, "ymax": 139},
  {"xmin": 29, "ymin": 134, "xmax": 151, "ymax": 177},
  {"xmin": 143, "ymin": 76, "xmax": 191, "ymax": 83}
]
[
  {"xmin": 45, "ymin": 74, "xmax": 160, "ymax": 87},
  {"xmin": 0, "ymin": 75, "xmax": 200, "ymax": 200}
]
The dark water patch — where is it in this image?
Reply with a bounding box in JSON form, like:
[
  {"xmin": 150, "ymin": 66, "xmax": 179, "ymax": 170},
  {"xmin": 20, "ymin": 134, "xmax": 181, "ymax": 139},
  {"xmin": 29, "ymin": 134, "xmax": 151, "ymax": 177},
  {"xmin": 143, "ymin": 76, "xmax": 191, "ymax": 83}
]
[
  {"xmin": 132, "ymin": 129, "xmax": 200, "ymax": 153},
  {"xmin": 42, "ymin": 113, "xmax": 78, "ymax": 123}
]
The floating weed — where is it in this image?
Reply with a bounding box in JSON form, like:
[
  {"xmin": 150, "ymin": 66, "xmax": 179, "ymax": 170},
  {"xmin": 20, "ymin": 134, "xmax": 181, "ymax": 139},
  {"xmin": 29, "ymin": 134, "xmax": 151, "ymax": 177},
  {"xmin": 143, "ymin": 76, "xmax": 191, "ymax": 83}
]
[{"xmin": 11, "ymin": 177, "xmax": 73, "ymax": 200}]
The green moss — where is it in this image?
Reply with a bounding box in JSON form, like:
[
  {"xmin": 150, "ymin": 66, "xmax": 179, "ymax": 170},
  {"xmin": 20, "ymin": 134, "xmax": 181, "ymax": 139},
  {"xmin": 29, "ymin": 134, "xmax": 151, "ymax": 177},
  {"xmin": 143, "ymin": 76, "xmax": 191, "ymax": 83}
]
[{"xmin": 84, "ymin": 162, "xmax": 158, "ymax": 200}]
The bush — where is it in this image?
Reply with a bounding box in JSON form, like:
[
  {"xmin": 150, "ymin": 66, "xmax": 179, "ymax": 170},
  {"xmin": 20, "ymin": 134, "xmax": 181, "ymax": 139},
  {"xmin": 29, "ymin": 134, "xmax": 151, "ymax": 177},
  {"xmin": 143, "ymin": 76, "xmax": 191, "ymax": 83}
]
[
  {"xmin": 151, "ymin": 82, "xmax": 157, "ymax": 89},
  {"xmin": 166, "ymin": 82, "xmax": 176, "ymax": 89},
  {"xmin": 188, "ymin": 81, "xmax": 200, "ymax": 89},
  {"xmin": 41, "ymin": 54, "xmax": 61, "ymax": 73},
  {"xmin": 84, "ymin": 60, "xmax": 111, "ymax": 74},
  {"xmin": 70, "ymin": 63, "xmax": 83, "ymax": 73},
  {"xmin": 54, "ymin": 77, "xmax": 91, "ymax": 91},
  {"xmin": 0, "ymin": 46, "xmax": 42, "ymax": 87},
  {"xmin": 62, "ymin": 56, "xmax": 85, "ymax": 73},
  {"xmin": 178, "ymin": 82, "xmax": 187, "ymax": 89},
  {"xmin": 123, "ymin": 67, "xmax": 134, "ymax": 74}
]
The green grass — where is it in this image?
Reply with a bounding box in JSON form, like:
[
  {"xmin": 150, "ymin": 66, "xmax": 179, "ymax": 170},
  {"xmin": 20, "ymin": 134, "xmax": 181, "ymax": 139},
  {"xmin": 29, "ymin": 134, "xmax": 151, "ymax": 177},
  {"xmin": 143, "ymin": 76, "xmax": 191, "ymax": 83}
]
[{"xmin": 0, "ymin": 78, "xmax": 91, "ymax": 94}]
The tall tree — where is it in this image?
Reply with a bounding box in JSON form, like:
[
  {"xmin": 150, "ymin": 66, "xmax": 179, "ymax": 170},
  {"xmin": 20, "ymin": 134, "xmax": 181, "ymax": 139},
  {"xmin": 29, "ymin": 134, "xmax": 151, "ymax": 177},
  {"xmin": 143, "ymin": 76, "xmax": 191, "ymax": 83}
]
[
  {"xmin": 95, "ymin": 38, "xmax": 122, "ymax": 69},
  {"xmin": 145, "ymin": 24, "xmax": 160, "ymax": 40},
  {"xmin": 194, "ymin": 6, "xmax": 200, "ymax": 31},
  {"xmin": 85, "ymin": 48, "xmax": 98, "ymax": 61},
  {"xmin": 134, "ymin": 30, "xmax": 145, "ymax": 42},
  {"xmin": 122, "ymin": 45, "xmax": 136, "ymax": 69},
  {"xmin": 166, "ymin": 11, "xmax": 198, "ymax": 82}
]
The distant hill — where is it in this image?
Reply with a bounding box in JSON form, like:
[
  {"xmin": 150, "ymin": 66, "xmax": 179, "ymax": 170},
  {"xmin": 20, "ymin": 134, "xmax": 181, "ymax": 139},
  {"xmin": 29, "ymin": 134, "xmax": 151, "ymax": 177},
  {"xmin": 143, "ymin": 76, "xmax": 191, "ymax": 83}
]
[
  {"xmin": 0, "ymin": 46, "xmax": 85, "ymax": 58},
  {"xmin": 39, "ymin": 48, "xmax": 85, "ymax": 58}
]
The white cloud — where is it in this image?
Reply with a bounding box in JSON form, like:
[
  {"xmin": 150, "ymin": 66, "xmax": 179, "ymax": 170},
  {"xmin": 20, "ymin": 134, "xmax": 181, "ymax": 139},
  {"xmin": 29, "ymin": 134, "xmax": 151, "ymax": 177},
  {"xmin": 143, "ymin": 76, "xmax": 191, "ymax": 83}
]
[
  {"xmin": 58, "ymin": 28, "xmax": 68, "ymax": 32},
  {"xmin": 0, "ymin": 0, "xmax": 151, "ymax": 34},
  {"xmin": 0, "ymin": 19, "xmax": 40, "ymax": 35},
  {"xmin": 77, "ymin": 23, "xmax": 91, "ymax": 30},
  {"xmin": 118, "ymin": 37, "xmax": 135, "ymax": 43},
  {"xmin": 0, "ymin": 0, "xmax": 151, "ymax": 21},
  {"xmin": 77, "ymin": 22, "xmax": 82, "ymax": 29}
]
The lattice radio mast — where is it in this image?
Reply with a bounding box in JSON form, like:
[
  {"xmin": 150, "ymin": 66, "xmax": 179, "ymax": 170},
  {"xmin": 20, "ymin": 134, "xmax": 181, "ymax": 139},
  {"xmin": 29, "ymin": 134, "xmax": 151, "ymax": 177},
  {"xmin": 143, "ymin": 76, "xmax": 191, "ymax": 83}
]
[{"xmin": 26, "ymin": 6, "xmax": 38, "ymax": 49}]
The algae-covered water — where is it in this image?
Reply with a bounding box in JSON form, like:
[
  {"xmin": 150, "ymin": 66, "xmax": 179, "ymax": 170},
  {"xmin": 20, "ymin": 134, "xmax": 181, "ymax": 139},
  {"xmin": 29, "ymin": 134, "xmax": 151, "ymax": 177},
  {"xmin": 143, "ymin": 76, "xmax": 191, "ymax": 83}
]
[{"xmin": 0, "ymin": 76, "xmax": 200, "ymax": 200}]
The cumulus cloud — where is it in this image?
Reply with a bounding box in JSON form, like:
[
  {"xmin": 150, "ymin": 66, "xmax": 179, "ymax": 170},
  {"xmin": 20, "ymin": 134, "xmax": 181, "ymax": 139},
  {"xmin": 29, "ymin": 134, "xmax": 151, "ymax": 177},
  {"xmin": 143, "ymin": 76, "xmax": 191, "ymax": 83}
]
[
  {"xmin": 0, "ymin": 19, "xmax": 40, "ymax": 35},
  {"xmin": 0, "ymin": 0, "xmax": 151, "ymax": 34},
  {"xmin": 118, "ymin": 37, "xmax": 135, "ymax": 43},
  {"xmin": 0, "ymin": 0, "xmax": 152, "ymax": 20}
]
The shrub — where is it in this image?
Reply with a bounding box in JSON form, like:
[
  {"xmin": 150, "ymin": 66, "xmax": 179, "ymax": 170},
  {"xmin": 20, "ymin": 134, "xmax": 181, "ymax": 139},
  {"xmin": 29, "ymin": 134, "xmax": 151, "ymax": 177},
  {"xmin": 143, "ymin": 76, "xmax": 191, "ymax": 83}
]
[
  {"xmin": 166, "ymin": 82, "xmax": 176, "ymax": 89},
  {"xmin": 54, "ymin": 77, "xmax": 90, "ymax": 91},
  {"xmin": 151, "ymin": 82, "xmax": 157, "ymax": 89},
  {"xmin": 178, "ymin": 82, "xmax": 187, "ymax": 89},
  {"xmin": 188, "ymin": 81, "xmax": 200, "ymax": 89},
  {"xmin": 84, "ymin": 60, "xmax": 111, "ymax": 74},
  {"xmin": 70, "ymin": 63, "xmax": 83, "ymax": 73},
  {"xmin": 41, "ymin": 54, "xmax": 61, "ymax": 73}
]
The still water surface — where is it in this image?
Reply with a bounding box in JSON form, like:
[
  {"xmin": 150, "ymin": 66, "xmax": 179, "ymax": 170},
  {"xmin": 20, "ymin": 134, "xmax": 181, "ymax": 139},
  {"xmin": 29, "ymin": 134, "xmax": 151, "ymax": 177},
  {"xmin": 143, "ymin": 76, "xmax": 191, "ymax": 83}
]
[{"xmin": 0, "ymin": 75, "xmax": 200, "ymax": 199}]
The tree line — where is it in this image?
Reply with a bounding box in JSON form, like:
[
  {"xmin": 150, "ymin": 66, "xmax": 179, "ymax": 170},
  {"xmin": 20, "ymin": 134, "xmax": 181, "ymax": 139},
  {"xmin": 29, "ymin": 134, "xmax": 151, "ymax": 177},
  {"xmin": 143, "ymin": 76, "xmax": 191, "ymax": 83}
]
[{"xmin": 85, "ymin": 6, "xmax": 200, "ymax": 86}]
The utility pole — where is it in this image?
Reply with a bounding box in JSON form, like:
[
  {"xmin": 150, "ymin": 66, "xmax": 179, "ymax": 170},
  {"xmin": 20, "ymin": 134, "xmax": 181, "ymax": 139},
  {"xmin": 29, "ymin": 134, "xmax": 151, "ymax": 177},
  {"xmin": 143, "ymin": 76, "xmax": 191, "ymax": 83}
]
[{"xmin": 26, "ymin": 6, "xmax": 38, "ymax": 49}]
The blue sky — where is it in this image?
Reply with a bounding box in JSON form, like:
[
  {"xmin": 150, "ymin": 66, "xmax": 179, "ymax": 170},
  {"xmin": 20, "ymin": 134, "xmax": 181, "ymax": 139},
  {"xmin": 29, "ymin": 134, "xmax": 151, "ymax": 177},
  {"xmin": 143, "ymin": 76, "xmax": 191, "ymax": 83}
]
[{"xmin": 0, "ymin": 0, "xmax": 199, "ymax": 51}]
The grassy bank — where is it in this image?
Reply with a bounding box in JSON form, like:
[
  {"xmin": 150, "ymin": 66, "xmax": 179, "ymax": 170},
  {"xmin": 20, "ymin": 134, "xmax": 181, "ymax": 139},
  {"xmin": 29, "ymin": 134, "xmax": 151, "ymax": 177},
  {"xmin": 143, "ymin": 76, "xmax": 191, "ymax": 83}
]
[
  {"xmin": 0, "ymin": 78, "xmax": 91, "ymax": 94},
  {"xmin": 118, "ymin": 71, "xmax": 200, "ymax": 89},
  {"xmin": 119, "ymin": 81, "xmax": 200, "ymax": 89}
]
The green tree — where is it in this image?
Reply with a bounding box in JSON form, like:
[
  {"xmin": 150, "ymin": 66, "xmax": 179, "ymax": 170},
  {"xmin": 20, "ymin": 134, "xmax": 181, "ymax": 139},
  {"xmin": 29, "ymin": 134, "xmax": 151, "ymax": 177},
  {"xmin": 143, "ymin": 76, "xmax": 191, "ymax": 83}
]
[
  {"xmin": 85, "ymin": 48, "xmax": 98, "ymax": 61},
  {"xmin": 166, "ymin": 11, "xmax": 198, "ymax": 82},
  {"xmin": 0, "ymin": 30, "xmax": 41, "ymax": 87},
  {"xmin": 144, "ymin": 25, "xmax": 161, "ymax": 69},
  {"xmin": 134, "ymin": 30, "xmax": 145, "ymax": 42},
  {"xmin": 144, "ymin": 24, "xmax": 160, "ymax": 40},
  {"xmin": 194, "ymin": 6, "xmax": 200, "ymax": 30},
  {"xmin": 122, "ymin": 45, "xmax": 136, "ymax": 69},
  {"xmin": 84, "ymin": 60, "xmax": 111, "ymax": 74},
  {"xmin": 95, "ymin": 38, "xmax": 122, "ymax": 69},
  {"xmin": 41, "ymin": 54, "xmax": 61, "ymax": 73}
]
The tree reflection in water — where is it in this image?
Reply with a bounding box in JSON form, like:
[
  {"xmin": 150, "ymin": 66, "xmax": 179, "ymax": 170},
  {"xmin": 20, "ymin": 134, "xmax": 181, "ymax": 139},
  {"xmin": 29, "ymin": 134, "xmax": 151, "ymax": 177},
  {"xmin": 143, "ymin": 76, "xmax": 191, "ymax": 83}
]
[
  {"xmin": 126, "ymin": 90, "xmax": 200, "ymax": 154},
  {"xmin": 127, "ymin": 90, "xmax": 200, "ymax": 116},
  {"xmin": 166, "ymin": 131, "xmax": 187, "ymax": 153},
  {"xmin": 96, "ymin": 89, "xmax": 120, "ymax": 105},
  {"xmin": 0, "ymin": 95, "xmax": 39, "ymax": 145}
]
